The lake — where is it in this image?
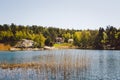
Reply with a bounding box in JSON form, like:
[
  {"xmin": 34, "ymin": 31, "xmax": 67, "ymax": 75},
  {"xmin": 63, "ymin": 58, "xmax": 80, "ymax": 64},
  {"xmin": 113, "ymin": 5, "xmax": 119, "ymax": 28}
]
[{"xmin": 0, "ymin": 49, "xmax": 120, "ymax": 80}]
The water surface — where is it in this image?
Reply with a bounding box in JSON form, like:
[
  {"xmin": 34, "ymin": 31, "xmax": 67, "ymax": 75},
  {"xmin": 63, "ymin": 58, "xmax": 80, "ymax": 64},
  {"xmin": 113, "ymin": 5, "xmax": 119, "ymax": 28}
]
[{"xmin": 0, "ymin": 49, "xmax": 120, "ymax": 80}]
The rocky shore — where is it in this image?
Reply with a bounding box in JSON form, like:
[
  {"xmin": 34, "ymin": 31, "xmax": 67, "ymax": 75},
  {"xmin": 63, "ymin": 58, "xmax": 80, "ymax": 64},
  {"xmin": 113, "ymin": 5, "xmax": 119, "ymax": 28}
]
[{"xmin": 10, "ymin": 47, "xmax": 44, "ymax": 51}]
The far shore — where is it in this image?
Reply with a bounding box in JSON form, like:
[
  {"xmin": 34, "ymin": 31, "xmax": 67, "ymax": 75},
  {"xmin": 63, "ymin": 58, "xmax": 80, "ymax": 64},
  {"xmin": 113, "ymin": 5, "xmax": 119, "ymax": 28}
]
[
  {"xmin": 0, "ymin": 47, "xmax": 118, "ymax": 51},
  {"xmin": 0, "ymin": 43, "xmax": 79, "ymax": 51},
  {"xmin": 9, "ymin": 46, "xmax": 78, "ymax": 51},
  {"xmin": 0, "ymin": 46, "xmax": 75, "ymax": 51},
  {"xmin": 0, "ymin": 43, "xmax": 119, "ymax": 51}
]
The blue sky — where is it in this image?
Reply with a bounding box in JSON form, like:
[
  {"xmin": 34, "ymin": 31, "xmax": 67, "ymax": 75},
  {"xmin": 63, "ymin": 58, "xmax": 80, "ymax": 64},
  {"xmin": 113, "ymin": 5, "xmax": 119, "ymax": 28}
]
[{"xmin": 0, "ymin": 0, "xmax": 120, "ymax": 29}]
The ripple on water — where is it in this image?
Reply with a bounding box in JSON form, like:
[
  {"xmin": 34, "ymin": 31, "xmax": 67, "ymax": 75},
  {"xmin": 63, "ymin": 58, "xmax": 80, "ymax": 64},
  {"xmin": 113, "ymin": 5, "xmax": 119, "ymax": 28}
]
[{"xmin": 0, "ymin": 50, "xmax": 120, "ymax": 80}]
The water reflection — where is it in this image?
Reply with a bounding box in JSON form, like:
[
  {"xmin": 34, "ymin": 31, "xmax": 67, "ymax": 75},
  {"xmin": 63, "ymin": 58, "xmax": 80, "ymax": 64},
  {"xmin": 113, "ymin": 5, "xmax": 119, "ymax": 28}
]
[{"xmin": 0, "ymin": 50, "xmax": 120, "ymax": 80}]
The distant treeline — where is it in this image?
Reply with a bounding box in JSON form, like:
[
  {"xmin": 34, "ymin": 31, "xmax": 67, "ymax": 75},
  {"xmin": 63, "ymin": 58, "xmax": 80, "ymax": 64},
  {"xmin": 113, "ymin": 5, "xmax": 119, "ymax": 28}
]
[{"xmin": 0, "ymin": 23, "xmax": 120, "ymax": 49}]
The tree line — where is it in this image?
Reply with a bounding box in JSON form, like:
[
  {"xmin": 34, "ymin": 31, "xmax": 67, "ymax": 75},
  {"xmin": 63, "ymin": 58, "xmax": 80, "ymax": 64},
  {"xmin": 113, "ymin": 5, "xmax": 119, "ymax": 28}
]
[{"xmin": 0, "ymin": 23, "xmax": 120, "ymax": 49}]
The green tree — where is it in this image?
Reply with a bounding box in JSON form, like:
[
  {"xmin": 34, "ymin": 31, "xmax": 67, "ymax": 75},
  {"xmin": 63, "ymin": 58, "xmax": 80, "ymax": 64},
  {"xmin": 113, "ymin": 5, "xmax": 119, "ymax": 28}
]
[
  {"xmin": 101, "ymin": 32, "xmax": 108, "ymax": 44},
  {"xmin": 34, "ymin": 34, "xmax": 46, "ymax": 47},
  {"xmin": 94, "ymin": 27, "xmax": 104, "ymax": 49},
  {"xmin": 63, "ymin": 32, "xmax": 71, "ymax": 42},
  {"xmin": 15, "ymin": 31, "xmax": 24, "ymax": 40},
  {"xmin": 106, "ymin": 26, "xmax": 117, "ymax": 47},
  {"xmin": 80, "ymin": 31, "xmax": 91, "ymax": 48},
  {"xmin": 73, "ymin": 32, "xmax": 82, "ymax": 47},
  {"xmin": 115, "ymin": 32, "xmax": 120, "ymax": 49},
  {"xmin": 0, "ymin": 31, "xmax": 13, "ymax": 42},
  {"xmin": 45, "ymin": 37, "xmax": 53, "ymax": 46}
]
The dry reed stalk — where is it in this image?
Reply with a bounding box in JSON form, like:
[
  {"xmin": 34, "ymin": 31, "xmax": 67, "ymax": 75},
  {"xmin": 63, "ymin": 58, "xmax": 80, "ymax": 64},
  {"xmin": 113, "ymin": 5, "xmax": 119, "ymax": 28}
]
[{"xmin": 0, "ymin": 53, "xmax": 90, "ymax": 79}]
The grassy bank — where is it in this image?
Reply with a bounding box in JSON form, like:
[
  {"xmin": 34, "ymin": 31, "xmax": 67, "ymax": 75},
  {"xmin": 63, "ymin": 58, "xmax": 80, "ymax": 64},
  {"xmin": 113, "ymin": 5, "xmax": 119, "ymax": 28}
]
[
  {"xmin": 53, "ymin": 43, "xmax": 76, "ymax": 49},
  {"xmin": 0, "ymin": 43, "xmax": 11, "ymax": 50}
]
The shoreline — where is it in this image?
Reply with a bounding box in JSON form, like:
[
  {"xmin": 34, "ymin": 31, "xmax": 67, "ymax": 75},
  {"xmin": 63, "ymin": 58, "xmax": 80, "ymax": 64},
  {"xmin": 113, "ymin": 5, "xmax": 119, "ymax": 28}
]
[
  {"xmin": 0, "ymin": 43, "xmax": 119, "ymax": 51},
  {"xmin": 0, "ymin": 47, "xmax": 119, "ymax": 51},
  {"xmin": 10, "ymin": 47, "xmax": 44, "ymax": 51}
]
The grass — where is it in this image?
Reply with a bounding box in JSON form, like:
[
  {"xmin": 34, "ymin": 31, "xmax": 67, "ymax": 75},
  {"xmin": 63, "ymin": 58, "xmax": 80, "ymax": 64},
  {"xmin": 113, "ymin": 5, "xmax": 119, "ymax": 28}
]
[
  {"xmin": 0, "ymin": 43, "xmax": 11, "ymax": 50},
  {"xmin": 53, "ymin": 43, "xmax": 74, "ymax": 48}
]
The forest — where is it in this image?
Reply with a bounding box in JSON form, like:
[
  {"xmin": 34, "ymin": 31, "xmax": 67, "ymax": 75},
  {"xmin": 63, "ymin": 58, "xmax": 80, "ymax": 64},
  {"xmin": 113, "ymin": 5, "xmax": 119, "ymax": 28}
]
[{"xmin": 0, "ymin": 23, "xmax": 120, "ymax": 49}]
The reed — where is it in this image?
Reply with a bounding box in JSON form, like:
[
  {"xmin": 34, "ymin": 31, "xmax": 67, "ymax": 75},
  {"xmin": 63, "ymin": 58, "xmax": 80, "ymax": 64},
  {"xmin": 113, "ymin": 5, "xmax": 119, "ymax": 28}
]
[{"xmin": 0, "ymin": 53, "xmax": 90, "ymax": 80}]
